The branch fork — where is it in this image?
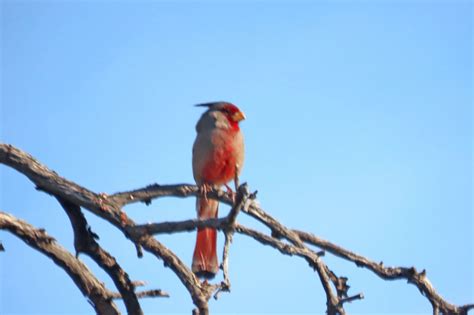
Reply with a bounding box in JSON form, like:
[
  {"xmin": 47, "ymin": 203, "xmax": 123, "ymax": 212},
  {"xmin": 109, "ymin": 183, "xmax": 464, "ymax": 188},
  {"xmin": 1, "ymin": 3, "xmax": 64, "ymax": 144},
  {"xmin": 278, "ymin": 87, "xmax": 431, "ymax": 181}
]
[{"xmin": 1, "ymin": 143, "xmax": 472, "ymax": 315}]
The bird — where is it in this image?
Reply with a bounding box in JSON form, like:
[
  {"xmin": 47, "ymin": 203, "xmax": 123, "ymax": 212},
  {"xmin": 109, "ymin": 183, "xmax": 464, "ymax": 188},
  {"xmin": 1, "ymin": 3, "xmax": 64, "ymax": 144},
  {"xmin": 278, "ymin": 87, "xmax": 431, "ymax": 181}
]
[{"xmin": 191, "ymin": 102, "xmax": 245, "ymax": 279}]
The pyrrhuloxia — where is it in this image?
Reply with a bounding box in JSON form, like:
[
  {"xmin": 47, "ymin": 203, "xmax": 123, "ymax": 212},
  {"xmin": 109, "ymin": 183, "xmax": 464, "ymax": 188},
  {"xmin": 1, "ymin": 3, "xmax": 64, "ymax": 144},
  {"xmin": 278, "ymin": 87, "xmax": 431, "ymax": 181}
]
[{"xmin": 191, "ymin": 102, "xmax": 245, "ymax": 279}]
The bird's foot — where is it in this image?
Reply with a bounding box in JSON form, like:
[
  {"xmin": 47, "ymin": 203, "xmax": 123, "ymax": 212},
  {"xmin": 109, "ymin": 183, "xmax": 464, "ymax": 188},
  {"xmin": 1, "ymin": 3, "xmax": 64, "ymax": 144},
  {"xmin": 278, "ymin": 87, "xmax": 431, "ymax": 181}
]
[
  {"xmin": 224, "ymin": 184, "xmax": 236, "ymax": 203},
  {"xmin": 198, "ymin": 183, "xmax": 212, "ymax": 201}
]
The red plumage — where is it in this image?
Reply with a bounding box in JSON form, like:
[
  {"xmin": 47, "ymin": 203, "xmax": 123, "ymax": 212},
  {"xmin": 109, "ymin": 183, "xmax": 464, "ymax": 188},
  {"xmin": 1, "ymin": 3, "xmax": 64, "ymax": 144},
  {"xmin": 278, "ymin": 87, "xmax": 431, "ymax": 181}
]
[{"xmin": 191, "ymin": 102, "xmax": 245, "ymax": 279}]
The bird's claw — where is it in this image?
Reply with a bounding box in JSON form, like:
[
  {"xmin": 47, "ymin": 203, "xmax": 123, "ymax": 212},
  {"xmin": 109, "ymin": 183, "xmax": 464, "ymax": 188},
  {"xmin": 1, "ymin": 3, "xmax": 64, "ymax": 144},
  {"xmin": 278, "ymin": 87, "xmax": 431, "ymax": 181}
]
[
  {"xmin": 224, "ymin": 184, "xmax": 236, "ymax": 203},
  {"xmin": 199, "ymin": 183, "xmax": 212, "ymax": 201}
]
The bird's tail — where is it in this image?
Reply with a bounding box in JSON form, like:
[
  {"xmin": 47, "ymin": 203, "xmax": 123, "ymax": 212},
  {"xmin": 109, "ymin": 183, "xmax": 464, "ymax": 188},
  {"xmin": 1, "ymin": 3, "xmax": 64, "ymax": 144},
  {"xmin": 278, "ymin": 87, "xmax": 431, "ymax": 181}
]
[{"xmin": 192, "ymin": 197, "xmax": 219, "ymax": 279}]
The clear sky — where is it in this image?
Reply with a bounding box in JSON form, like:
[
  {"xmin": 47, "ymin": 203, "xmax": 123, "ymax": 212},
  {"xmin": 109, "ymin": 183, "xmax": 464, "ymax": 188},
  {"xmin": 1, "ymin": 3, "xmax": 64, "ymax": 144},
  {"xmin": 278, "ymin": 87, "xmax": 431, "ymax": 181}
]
[{"xmin": 0, "ymin": 0, "xmax": 472, "ymax": 314}]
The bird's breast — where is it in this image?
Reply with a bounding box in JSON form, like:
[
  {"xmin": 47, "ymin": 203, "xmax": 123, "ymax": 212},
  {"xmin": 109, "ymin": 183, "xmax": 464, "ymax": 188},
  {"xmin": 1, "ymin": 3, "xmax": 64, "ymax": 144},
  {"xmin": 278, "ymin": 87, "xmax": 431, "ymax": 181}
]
[{"xmin": 196, "ymin": 129, "xmax": 243, "ymax": 185}]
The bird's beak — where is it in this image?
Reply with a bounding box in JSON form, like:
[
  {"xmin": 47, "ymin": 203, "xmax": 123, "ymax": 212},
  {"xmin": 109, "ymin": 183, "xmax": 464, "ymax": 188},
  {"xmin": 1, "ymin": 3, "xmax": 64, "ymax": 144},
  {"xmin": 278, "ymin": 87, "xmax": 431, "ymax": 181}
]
[{"xmin": 232, "ymin": 110, "xmax": 246, "ymax": 122}]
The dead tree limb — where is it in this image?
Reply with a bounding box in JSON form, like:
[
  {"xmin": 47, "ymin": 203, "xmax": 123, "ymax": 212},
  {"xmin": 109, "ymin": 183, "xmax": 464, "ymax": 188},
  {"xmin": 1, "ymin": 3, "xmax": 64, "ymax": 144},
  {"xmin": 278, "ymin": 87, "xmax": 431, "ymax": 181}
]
[
  {"xmin": 295, "ymin": 230, "xmax": 474, "ymax": 314},
  {"xmin": 0, "ymin": 143, "xmax": 472, "ymax": 315},
  {"xmin": 0, "ymin": 211, "xmax": 120, "ymax": 315},
  {"xmin": 56, "ymin": 197, "xmax": 145, "ymax": 315},
  {"xmin": 0, "ymin": 144, "xmax": 212, "ymax": 311}
]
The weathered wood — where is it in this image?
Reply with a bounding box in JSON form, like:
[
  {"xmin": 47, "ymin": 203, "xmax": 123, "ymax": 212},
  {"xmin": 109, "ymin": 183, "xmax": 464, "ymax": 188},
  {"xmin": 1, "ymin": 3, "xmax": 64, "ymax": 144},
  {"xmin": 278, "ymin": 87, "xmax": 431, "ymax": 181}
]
[{"xmin": 1, "ymin": 143, "xmax": 472, "ymax": 315}]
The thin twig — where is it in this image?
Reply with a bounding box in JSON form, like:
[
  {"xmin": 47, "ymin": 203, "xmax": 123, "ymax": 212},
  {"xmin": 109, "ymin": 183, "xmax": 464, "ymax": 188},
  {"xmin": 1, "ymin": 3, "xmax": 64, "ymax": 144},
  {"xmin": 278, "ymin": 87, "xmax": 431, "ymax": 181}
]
[
  {"xmin": 214, "ymin": 184, "xmax": 250, "ymax": 299},
  {"xmin": 110, "ymin": 289, "xmax": 170, "ymax": 299},
  {"xmin": 214, "ymin": 231, "xmax": 232, "ymax": 300},
  {"xmin": 340, "ymin": 293, "xmax": 364, "ymax": 305}
]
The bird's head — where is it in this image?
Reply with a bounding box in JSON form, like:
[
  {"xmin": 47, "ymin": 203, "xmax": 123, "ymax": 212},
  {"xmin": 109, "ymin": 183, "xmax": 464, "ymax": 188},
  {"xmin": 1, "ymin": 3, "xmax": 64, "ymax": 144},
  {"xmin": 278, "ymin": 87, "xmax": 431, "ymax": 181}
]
[{"xmin": 195, "ymin": 102, "xmax": 245, "ymax": 131}]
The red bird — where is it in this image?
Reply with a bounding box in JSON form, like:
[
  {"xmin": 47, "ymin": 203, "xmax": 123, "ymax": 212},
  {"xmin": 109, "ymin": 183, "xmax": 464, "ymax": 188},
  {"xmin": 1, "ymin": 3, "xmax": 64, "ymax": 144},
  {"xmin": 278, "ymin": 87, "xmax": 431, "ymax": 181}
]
[{"xmin": 192, "ymin": 102, "xmax": 245, "ymax": 279}]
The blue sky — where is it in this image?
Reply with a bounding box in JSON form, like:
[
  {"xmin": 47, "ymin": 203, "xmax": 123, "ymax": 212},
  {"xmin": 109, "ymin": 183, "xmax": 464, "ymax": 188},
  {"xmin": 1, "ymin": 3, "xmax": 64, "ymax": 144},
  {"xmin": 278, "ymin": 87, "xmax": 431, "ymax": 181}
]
[{"xmin": 0, "ymin": 0, "xmax": 472, "ymax": 314}]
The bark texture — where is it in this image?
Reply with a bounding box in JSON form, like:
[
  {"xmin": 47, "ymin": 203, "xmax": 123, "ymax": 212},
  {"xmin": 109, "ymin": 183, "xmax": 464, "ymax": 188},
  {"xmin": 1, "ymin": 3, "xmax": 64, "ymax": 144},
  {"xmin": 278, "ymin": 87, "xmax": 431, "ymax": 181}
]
[{"xmin": 0, "ymin": 143, "xmax": 472, "ymax": 315}]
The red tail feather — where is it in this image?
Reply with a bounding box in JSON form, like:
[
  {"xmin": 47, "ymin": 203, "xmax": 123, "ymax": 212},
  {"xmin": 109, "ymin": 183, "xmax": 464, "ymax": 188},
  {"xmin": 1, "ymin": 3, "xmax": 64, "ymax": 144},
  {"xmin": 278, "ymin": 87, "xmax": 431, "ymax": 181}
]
[{"xmin": 192, "ymin": 198, "xmax": 219, "ymax": 278}]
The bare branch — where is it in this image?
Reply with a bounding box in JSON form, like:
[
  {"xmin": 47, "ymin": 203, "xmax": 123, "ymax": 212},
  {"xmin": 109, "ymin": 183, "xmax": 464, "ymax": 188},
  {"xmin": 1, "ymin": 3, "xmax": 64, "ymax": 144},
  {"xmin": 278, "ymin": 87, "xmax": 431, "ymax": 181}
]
[
  {"xmin": 111, "ymin": 180, "xmax": 345, "ymax": 313},
  {"xmin": 214, "ymin": 231, "xmax": 232, "ymax": 300},
  {"xmin": 57, "ymin": 197, "xmax": 144, "ymax": 315},
  {"xmin": 225, "ymin": 184, "xmax": 249, "ymax": 227},
  {"xmin": 340, "ymin": 293, "xmax": 364, "ymax": 305},
  {"xmin": 214, "ymin": 183, "xmax": 250, "ymax": 299},
  {"xmin": 0, "ymin": 145, "xmax": 124, "ymax": 227},
  {"xmin": 0, "ymin": 211, "xmax": 120, "ymax": 315},
  {"xmin": 129, "ymin": 217, "xmax": 227, "ymax": 237},
  {"xmin": 110, "ymin": 289, "xmax": 170, "ymax": 299},
  {"xmin": 132, "ymin": 280, "xmax": 147, "ymax": 287},
  {"xmin": 235, "ymin": 224, "xmax": 342, "ymax": 314},
  {"xmin": 110, "ymin": 183, "xmax": 307, "ymax": 248},
  {"xmin": 294, "ymin": 230, "xmax": 472, "ymax": 315},
  {"xmin": 1, "ymin": 143, "xmax": 472, "ymax": 314},
  {"xmin": 0, "ymin": 144, "xmax": 208, "ymax": 310},
  {"xmin": 111, "ymin": 183, "xmax": 202, "ymax": 207},
  {"xmin": 108, "ymin": 177, "xmax": 473, "ymax": 314}
]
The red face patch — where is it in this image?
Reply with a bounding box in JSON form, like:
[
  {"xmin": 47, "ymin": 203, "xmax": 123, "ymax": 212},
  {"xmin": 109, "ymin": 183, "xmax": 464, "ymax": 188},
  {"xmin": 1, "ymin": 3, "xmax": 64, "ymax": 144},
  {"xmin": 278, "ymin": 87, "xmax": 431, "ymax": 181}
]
[{"xmin": 220, "ymin": 103, "xmax": 242, "ymax": 130}]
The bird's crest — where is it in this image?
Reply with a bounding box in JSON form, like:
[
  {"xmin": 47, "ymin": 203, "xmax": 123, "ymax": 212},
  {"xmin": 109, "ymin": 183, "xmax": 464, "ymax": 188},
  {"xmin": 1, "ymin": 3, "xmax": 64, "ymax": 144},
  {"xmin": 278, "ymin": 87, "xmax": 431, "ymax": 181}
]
[{"xmin": 195, "ymin": 102, "xmax": 227, "ymax": 108}]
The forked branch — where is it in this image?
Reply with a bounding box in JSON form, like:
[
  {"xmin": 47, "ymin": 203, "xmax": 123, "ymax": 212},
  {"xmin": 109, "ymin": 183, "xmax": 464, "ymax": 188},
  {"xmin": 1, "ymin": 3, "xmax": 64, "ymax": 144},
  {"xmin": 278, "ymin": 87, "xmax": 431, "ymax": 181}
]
[
  {"xmin": 0, "ymin": 143, "xmax": 472, "ymax": 315},
  {"xmin": 0, "ymin": 211, "xmax": 120, "ymax": 315}
]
